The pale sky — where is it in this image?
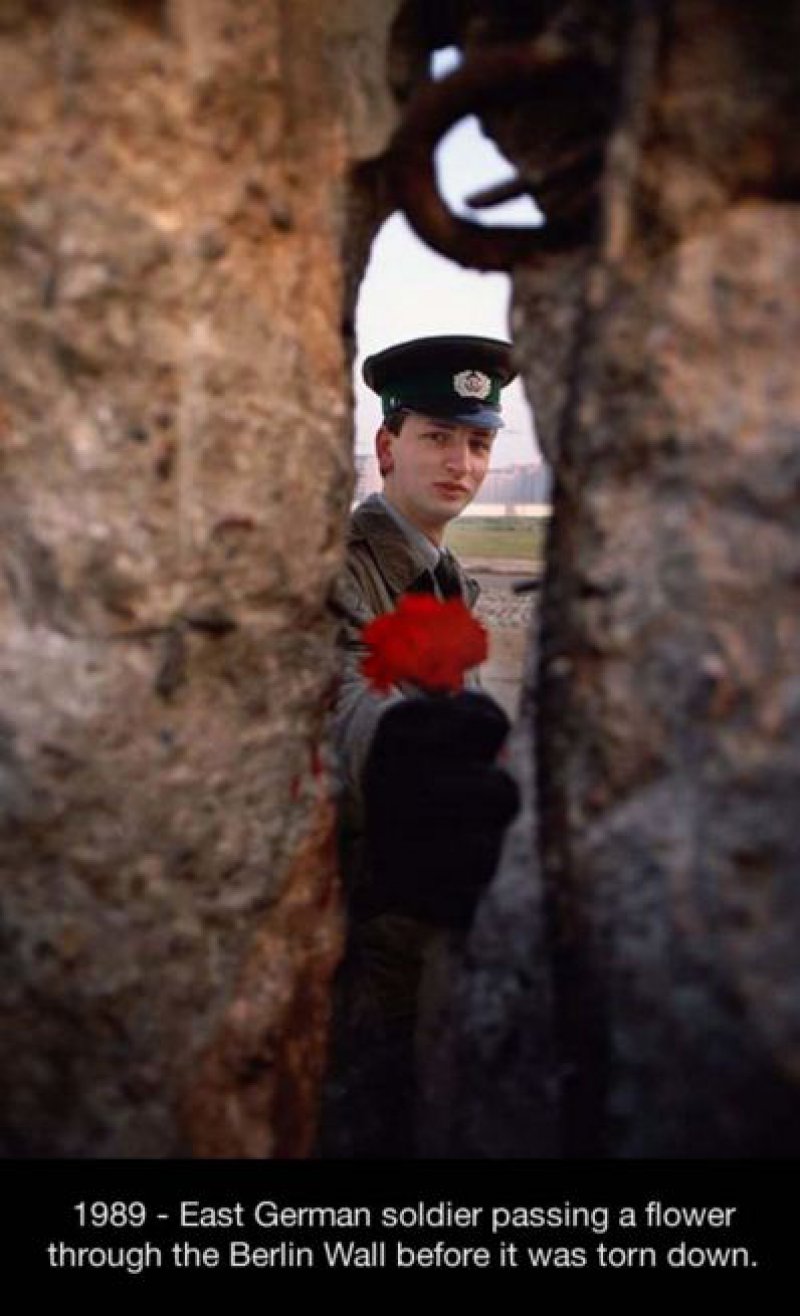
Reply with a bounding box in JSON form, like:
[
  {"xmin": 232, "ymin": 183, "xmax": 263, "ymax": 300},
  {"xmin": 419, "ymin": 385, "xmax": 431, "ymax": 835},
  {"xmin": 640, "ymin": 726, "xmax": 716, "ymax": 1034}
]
[{"xmin": 354, "ymin": 49, "xmax": 543, "ymax": 467}]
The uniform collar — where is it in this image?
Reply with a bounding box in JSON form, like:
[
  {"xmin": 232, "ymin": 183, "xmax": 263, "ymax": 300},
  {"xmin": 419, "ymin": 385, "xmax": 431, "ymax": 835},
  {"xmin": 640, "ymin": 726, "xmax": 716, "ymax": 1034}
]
[
  {"xmin": 349, "ymin": 493, "xmax": 479, "ymax": 606},
  {"xmin": 349, "ymin": 494, "xmax": 432, "ymax": 596},
  {"xmin": 374, "ymin": 493, "xmax": 440, "ymax": 570}
]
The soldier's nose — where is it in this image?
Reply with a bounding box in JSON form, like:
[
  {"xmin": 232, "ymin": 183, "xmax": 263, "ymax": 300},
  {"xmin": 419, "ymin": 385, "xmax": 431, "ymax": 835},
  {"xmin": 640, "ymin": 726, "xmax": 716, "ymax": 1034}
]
[{"xmin": 444, "ymin": 443, "xmax": 468, "ymax": 474}]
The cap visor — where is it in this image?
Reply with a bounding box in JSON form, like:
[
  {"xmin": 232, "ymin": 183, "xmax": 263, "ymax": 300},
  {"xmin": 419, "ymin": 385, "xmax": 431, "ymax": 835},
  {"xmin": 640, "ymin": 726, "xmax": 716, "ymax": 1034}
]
[{"xmin": 451, "ymin": 408, "xmax": 505, "ymax": 430}]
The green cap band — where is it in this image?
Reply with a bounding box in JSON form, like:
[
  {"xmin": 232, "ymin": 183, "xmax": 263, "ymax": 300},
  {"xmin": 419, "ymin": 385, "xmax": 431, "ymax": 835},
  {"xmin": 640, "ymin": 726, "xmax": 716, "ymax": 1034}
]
[{"xmin": 380, "ymin": 369, "xmax": 501, "ymax": 417}]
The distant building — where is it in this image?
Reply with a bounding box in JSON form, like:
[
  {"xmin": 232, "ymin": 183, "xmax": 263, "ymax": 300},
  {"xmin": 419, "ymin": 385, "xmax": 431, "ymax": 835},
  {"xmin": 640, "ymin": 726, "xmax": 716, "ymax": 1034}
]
[{"xmin": 475, "ymin": 462, "xmax": 552, "ymax": 509}]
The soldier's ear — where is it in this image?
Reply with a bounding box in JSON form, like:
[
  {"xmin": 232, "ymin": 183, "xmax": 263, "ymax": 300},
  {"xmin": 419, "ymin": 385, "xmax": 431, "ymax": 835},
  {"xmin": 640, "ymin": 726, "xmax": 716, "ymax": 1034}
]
[{"xmin": 376, "ymin": 427, "xmax": 394, "ymax": 478}]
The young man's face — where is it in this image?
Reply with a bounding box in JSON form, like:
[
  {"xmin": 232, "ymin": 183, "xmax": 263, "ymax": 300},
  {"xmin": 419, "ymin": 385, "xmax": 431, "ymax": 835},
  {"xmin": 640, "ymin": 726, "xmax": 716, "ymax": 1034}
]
[{"xmin": 377, "ymin": 411, "xmax": 496, "ymax": 541}]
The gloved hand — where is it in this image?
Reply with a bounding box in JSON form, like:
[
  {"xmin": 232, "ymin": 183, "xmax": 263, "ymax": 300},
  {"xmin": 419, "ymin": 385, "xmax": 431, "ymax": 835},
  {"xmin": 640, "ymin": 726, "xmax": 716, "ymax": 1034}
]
[{"xmin": 362, "ymin": 692, "xmax": 520, "ymax": 929}]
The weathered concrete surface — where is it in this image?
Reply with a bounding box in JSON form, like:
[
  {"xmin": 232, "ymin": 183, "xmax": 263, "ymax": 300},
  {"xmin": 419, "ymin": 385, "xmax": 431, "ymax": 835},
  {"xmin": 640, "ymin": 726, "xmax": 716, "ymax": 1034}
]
[
  {"xmin": 413, "ymin": 0, "xmax": 800, "ymax": 1157},
  {"xmin": 526, "ymin": 1, "xmax": 800, "ymax": 1155},
  {"xmin": 9, "ymin": 0, "xmax": 794, "ymax": 1162},
  {"xmin": 0, "ymin": 0, "xmax": 399, "ymax": 1156}
]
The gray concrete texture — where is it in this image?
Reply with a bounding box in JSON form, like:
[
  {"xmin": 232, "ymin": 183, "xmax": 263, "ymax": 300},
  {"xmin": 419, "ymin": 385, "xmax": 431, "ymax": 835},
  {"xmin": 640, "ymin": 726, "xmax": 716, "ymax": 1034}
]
[{"xmin": 423, "ymin": 0, "xmax": 800, "ymax": 1158}]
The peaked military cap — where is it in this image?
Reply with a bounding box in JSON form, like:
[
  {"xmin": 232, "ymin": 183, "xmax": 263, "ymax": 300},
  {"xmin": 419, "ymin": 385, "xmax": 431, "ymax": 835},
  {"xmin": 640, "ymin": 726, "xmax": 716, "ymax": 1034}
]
[{"xmin": 363, "ymin": 334, "xmax": 516, "ymax": 431}]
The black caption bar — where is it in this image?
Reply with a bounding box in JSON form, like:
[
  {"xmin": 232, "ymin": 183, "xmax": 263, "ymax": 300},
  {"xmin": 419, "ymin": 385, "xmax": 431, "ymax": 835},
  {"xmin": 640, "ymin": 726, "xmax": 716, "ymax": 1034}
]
[{"xmin": 2, "ymin": 1160, "xmax": 795, "ymax": 1288}]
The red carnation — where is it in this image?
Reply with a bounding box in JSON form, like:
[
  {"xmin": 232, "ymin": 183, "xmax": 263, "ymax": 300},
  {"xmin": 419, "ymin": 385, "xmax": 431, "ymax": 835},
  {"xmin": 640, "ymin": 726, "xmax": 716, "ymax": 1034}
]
[{"xmin": 361, "ymin": 594, "xmax": 488, "ymax": 694}]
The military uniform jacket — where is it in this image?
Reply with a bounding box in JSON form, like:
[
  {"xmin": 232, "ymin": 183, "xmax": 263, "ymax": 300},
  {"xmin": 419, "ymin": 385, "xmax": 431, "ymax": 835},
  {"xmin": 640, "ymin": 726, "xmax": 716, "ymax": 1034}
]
[
  {"xmin": 320, "ymin": 493, "xmax": 481, "ymax": 1154},
  {"xmin": 330, "ymin": 492, "xmax": 481, "ymax": 877}
]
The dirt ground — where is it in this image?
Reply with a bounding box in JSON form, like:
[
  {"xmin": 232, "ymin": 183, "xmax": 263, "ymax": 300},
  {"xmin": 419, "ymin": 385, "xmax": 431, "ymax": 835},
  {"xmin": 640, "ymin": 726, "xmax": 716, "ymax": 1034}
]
[{"xmin": 468, "ymin": 560, "xmax": 540, "ymax": 721}]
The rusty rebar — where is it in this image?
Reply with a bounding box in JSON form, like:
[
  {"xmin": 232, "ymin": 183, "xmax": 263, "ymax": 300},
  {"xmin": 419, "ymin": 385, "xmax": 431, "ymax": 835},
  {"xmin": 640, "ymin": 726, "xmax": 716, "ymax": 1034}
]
[{"xmin": 389, "ymin": 46, "xmax": 610, "ymax": 271}]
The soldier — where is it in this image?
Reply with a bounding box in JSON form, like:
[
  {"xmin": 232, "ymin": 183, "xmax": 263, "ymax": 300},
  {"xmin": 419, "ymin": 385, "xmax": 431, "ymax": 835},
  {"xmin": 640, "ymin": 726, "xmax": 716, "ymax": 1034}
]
[{"xmin": 320, "ymin": 335, "xmax": 520, "ymax": 1156}]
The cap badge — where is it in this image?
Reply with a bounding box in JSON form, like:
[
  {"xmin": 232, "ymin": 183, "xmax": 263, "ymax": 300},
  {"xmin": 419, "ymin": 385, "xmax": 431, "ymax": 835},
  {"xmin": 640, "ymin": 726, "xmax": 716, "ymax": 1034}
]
[{"xmin": 453, "ymin": 369, "xmax": 491, "ymax": 400}]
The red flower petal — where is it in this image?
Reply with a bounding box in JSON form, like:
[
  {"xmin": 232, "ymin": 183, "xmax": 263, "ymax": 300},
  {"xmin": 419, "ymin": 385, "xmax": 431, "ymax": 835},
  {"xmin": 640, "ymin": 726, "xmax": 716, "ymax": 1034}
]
[{"xmin": 360, "ymin": 594, "xmax": 488, "ymax": 694}]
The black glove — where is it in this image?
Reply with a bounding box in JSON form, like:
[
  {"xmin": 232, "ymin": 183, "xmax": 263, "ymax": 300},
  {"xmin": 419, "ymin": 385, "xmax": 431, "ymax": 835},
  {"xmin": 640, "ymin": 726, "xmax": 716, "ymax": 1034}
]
[{"xmin": 362, "ymin": 692, "xmax": 520, "ymax": 929}]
